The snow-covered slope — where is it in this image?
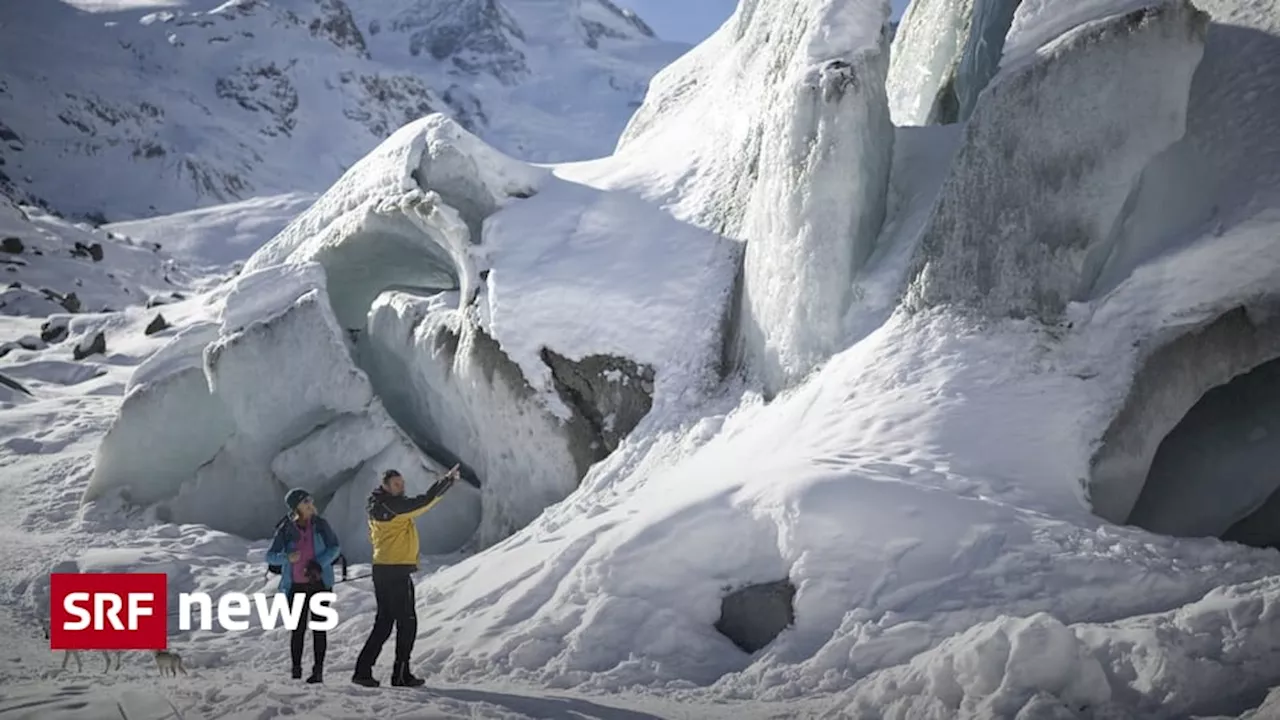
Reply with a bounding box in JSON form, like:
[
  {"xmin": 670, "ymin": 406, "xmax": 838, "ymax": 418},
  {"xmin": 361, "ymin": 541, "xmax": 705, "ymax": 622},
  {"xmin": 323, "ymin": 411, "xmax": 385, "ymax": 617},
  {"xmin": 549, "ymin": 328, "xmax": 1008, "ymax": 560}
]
[
  {"xmin": 0, "ymin": 0, "xmax": 686, "ymax": 222},
  {"xmin": 10, "ymin": 0, "xmax": 1280, "ymax": 717}
]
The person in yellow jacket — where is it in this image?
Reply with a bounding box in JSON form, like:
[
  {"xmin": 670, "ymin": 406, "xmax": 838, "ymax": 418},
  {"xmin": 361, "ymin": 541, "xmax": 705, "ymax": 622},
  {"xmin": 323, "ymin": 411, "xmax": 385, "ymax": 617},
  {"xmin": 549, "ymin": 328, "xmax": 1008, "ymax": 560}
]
[{"xmin": 351, "ymin": 465, "xmax": 459, "ymax": 688}]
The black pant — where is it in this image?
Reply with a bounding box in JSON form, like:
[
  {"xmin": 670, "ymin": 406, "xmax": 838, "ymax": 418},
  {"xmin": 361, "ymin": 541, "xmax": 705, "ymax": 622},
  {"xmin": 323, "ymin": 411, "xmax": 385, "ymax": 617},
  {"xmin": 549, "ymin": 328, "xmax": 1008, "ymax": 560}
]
[
  {"xmin": 289, "ymin": 581, "xmax": 329, "ymax": 669},
  {"xmin": 354, "ymin": 566, "xmax": 416, "ymax": 675}
]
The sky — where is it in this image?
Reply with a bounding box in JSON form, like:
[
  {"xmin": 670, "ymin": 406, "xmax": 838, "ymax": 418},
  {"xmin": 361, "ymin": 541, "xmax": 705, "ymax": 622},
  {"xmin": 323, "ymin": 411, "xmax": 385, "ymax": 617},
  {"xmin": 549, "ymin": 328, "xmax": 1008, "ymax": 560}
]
[{"xmin": 623, "ymin": 0, "xmax": 914, "ymax": 44}]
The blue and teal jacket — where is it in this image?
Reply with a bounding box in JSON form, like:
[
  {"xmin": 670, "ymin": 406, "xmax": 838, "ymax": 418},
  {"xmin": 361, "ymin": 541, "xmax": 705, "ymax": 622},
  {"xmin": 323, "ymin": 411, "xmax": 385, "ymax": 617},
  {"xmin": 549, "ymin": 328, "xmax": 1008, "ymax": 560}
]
[{"xmin": 265, "ymin": 515, "xmax": 341, "ymax": 593}]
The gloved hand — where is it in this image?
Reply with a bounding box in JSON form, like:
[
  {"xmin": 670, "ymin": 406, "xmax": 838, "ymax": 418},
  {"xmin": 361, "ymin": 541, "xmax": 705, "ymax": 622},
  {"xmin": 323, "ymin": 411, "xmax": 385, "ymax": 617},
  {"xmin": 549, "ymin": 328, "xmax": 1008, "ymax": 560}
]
[{"xmin": 305, "ymin": 560, "xmax": 323, "ymax": 583}]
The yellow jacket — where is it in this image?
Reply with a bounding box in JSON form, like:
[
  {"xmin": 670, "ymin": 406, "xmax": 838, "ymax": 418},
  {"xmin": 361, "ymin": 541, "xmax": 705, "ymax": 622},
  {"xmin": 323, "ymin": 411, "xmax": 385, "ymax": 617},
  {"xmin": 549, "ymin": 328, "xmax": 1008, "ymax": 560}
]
[{"xmin": 366, "ymin": 484, "xmax": 449, "ymax": 567}]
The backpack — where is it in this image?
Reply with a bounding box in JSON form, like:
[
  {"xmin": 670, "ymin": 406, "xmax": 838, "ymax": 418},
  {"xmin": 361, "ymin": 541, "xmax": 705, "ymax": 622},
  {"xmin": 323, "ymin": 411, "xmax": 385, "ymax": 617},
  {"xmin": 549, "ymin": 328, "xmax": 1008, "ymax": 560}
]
[{"xmin": 266, "ymin": 515, "xmax": 348, "ymax": 582}]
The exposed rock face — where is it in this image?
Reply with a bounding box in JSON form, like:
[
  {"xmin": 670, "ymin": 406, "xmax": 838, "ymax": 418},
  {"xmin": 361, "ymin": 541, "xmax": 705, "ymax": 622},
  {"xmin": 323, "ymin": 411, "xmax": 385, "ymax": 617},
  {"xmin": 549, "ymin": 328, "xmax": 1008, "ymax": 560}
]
[
  {"xmin": 389, "ymin": 0, "xmax": 527, "ymax": 81},
  {"xmin": 714, "ymin": 579, "xmax": 797, "ymax": 653},
  {"xmin": 144, "ymin": 313, "xmax": 169, "ymax": 336},
  {"xmin": 540, "ymin": 349, "xmax": 654, "ymax": 454},
  {"xmin": 73, "ymin": 330, "xmax": 105, "ymax": 360},
  {"xmin": 0, "ymin": 370, "xmax": 31, "ymax": 398},
  {"xmin": 0, "ymin": 0, "xmax": 670, "ymax": 220},
  {"xmin": 905, "ymin": 0, "xmax": 1210, "ymax": 321}
]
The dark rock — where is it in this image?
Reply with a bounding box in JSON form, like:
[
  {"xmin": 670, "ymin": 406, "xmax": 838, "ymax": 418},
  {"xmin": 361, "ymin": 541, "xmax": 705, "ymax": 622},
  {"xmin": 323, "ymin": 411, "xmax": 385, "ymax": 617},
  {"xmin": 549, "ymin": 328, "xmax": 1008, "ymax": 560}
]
[
  {"xmin": 145, "ymin": 313, "xmax": 169, "ymax": 336},
  {"xmin": 7, "ymin": 281, "xmax": 19, "ymax": 289},
  {"xmin": 32, "ymin": 249, "xmax": 42, "ymax": 256},
  {"xmin": 60, "ymin": 292, "xmax": 81, "ymax": 314},
  {"xmin": 40, "ymin": 318, "xmax": 69, "ymax": 344},
  {"xmin": 1, "ymin": 236, "xmax": 22, "ymax": 254},
  {"xmin": 714, "ymin": 579, "xmax": 796, "ymax": 654},
  {"xmin": 73, "ymin": 330, "xmax": 106, "ymax": 360},
  {"xmin": 0, "ymin": 370, "xmax": 31, "ymax": 397},
  {"xmin": 88, "ymin": 243, "xmax": 103, "ymax": 262},
  {"xmin": 540, "ymin": 349, "xmax": 655, "ymax": 454},
  {"xmin": 17, "ymin": 335, "xmax": 43, "ymax": 351}
]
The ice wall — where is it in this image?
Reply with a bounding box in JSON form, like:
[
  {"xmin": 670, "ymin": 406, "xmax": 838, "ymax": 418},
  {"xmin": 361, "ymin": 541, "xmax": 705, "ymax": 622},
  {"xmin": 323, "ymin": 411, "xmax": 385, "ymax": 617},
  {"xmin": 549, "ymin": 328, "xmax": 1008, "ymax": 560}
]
[
  {"xmin": 886, "ymin": 0, "xmax": 975, "ymax": 126},
  {"xmin": 905, "ymin": 0, "xmax": 1209, "ymax": 321},
  {"xmin": 1072, "ymin": 0, "xmax": 1280, "ymax": 300},
  {"xmin": 86, "ymin": 261, "xmax": 481, "ymax": 552},
  {"xmin": 951, "ymin": 0, "xmax": 1020, "ymax": 123},
  {"xmin": 1089, "ymin": 303, "xmax": 1280, "ymax": 530},
  {"xmin": 614, "ymin": 0, "xmax": 894, "ymax": 396},
  {"xmin": 245, "ymin": 114, "xmax": 546, "ymax": 325},
  {"xmin": 85, "ymin": 322, "xmax": 234, "ymax": 507},
  {"xmin": 363, "ymin": 291, "xmax": 599, "ymax": 547}
]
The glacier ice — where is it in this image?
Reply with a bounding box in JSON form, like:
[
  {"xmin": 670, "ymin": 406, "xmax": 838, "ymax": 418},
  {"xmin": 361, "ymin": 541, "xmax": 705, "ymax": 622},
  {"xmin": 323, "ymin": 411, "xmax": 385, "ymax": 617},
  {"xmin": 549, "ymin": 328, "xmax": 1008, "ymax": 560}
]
[
  {"xmin": 87, "ymin": 260, "xmax": 480, "ymax": 555},
  {"xmin": 1089, "ymin": 303, "xmax": 1280, "ymax": 535},
  {"xmin": 89, "ymin": 112, "xmax": 737, "ymax": 551},
  {"xmin": 1130, "ymin": 355, "xmax": 1280, "ymax": 539},
  {"xmin": 886, "ymin": 0, "xmax": 975, "ymax": 126},
  {"xmin": 1074, "ymin": 0, "xmax": 1280, "ymax": 300},
  {"xmin": 615, "ymin": 0, "xmax": 895, "ymax": 396},
  {"xmin": 951, "ymin": 0, "xmax": 1021, "ymax": 123},
  {"xmin": 245, "ymin": 115, "xmax": 545, "ymax": 327},
  {"xmin": 85, "ymin": 322, "xmax": 234, "ymax": 507},
  {"xmin": 905, "ymin": 0, "xmax": 1209, "ymax": 321},
  {"xmin": 363, "ymin": 290, "xmax": 600, "ymax": 548},
  {"xmin": 885, "ymin": 0, "xmax": 1020, "ymax": 127},
  {"xmin": 322, "ymin": 431, "xmax": 482, "ymax": 562}
]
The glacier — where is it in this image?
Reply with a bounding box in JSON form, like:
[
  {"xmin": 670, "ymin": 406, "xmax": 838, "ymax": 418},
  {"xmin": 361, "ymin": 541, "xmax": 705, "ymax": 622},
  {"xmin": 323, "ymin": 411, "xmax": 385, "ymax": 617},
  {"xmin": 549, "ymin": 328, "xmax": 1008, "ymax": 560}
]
[
  {"xmin": 87, "ymin": 112, "xmax": 739, "ymax": 551},
  {"xmin": 15, "ymin": 0, "xmax": 1280, "ymax": 715},
  {"xmin": 609, "ymin": 0, "xmax": 896, "ymax": 396},
  {"xmin": 905, "ymin": 0, "xmax": 1209, "ymax": 320}
]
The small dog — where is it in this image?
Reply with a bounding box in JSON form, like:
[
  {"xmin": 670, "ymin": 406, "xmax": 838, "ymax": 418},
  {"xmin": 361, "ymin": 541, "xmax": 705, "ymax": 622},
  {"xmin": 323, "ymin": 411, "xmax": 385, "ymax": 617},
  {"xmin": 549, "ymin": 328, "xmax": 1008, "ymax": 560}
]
[
  {"xmin": 43, "ymin": 620, "xmax": 122, "ymax": 673},
  {"xmin": 153, "ymin": 649, "xmax": 186, "ymax": 676}
]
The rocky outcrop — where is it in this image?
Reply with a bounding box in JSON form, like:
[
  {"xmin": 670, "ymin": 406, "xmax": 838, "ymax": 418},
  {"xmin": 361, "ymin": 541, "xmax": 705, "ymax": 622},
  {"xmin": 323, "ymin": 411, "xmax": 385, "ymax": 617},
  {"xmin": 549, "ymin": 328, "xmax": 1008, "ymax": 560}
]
[{"xmin": 540, "ymin": 349, "xmax": 654, "ymax": 454}]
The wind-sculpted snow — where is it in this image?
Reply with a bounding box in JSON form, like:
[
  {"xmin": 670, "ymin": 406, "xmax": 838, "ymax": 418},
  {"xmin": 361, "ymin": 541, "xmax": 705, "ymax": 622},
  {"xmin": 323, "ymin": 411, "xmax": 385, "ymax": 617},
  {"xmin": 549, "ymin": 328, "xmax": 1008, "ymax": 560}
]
[
  {"xmin": 613, "ymin": 0, "xmax": 894, "ymax": 395},
  {"xmin": 905, "ymin": 0, "xmax": 1209, "ymax": 321}
]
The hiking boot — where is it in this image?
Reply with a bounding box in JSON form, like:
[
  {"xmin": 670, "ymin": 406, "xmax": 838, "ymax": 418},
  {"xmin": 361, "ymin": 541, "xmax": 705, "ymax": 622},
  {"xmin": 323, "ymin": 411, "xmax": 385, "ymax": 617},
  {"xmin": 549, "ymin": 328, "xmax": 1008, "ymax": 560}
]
[
  {"xmin": 306, "ymin": 666, "xmax": 323, "ymax": 684},
  {"xmin": 391, "ymin": 661, "xmax": 424, "ymax": 687},
  {"xmin": 291, "ymin": 665, "xmax": 302, "ymax": 680},
  {"xmin": 351, "ymin": 672, "xmax": 380, "ymax": 688}
]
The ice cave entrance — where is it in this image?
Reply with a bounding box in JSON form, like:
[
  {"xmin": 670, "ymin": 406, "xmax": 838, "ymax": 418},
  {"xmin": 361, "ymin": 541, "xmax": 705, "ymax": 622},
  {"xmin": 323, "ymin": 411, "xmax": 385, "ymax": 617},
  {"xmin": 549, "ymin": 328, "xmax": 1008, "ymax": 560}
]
[{"xmin": 1125, "ymin": 356, "xmax": 1280, "ymax": 548}]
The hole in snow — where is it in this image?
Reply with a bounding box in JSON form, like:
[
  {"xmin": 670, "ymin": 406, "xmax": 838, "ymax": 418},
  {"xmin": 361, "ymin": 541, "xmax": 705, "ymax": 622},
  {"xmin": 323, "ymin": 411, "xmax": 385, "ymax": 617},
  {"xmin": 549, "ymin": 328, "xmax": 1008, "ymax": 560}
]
[
  {"xmin": 1127, "ymin": 356, "xmax": 1280, "ymax": 546},
  {"xmin": 714, "ymin": 579, "xmax": 796, "ymax": 653}
]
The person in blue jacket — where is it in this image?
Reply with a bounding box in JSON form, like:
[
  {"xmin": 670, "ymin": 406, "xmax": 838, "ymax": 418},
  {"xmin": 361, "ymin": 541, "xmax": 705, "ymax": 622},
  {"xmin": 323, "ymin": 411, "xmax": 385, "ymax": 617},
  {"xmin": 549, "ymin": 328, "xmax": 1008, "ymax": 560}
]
[{"xmin": 265, "ymin": 488, "xmax": 341, "ymax": 683}]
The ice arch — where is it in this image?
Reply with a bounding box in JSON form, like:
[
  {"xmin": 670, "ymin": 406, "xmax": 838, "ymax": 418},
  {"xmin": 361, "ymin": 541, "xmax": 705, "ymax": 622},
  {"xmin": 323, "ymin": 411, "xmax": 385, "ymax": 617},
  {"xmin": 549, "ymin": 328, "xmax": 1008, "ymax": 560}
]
[{"xmin": 1087, "ymin": 303, "xmax": 1280, "ymax": 540}]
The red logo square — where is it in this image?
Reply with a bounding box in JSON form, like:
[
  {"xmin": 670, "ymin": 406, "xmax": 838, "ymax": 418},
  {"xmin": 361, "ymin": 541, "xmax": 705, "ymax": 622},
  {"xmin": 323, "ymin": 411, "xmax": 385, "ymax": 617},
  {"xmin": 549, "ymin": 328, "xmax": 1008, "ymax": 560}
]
[{"xmin": 49, "ymin": 573, "xmax": 168, "ymax": 650}]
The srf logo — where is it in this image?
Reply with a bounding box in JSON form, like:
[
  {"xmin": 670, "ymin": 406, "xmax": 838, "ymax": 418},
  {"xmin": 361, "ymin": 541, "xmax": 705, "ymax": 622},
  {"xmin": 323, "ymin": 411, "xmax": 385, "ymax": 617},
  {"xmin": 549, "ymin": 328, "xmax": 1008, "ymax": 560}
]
[{"xmin": 49, "ymin": 573, "xmax": 168, "ymax": 650}]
